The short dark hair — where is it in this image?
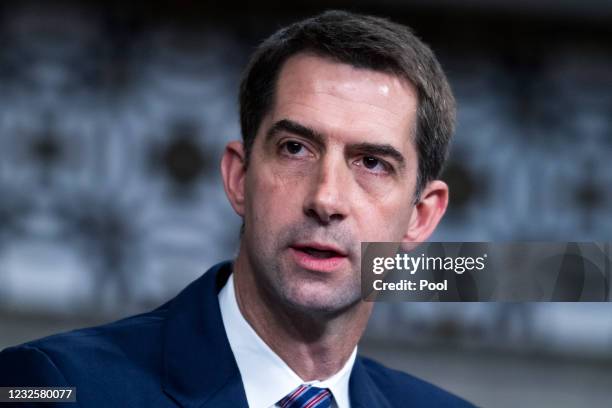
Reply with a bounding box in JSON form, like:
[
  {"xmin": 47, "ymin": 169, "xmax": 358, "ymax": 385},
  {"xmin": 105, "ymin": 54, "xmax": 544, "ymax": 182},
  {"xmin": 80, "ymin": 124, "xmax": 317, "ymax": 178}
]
[{"xmin": 239, "ymin": 10, "xmax": 455, "ymax": 200}]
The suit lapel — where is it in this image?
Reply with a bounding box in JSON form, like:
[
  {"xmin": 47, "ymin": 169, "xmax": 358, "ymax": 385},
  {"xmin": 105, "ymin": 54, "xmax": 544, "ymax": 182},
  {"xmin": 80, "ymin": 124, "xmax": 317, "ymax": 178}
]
[
  {"xmin": 162, "ymin": 261, "xmax": 249, "ymax": 408},
  {"xmin": 349, "ymin": 357, "xmax": 393, "ymax": 408},
  {"xmin": 161, "ymin": 261, "xmax": 392, "ymax": 408}
]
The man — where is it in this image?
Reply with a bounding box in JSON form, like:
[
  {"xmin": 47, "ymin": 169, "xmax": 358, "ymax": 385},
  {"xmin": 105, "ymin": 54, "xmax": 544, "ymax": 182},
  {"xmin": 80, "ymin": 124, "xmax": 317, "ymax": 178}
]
[{"xmin": 0, "ymin": 10, "xmax": 474, "ymax": 408}]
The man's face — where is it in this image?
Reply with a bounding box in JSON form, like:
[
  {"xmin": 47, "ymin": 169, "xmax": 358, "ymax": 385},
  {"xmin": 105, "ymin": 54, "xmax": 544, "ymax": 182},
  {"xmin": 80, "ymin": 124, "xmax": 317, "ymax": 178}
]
[{"xmin": 241, "ymin": 53, "xmax": 420, "ymax": 314}]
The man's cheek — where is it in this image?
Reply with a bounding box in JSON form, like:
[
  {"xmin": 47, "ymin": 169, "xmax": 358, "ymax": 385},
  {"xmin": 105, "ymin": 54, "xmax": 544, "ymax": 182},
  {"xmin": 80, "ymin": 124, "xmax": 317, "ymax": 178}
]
[
  {"xmin": 360, "ymin": 207, "xmax": 409, "ymax": 242},
  {"xmin": 254, "ymin": 162, "xmax": 308, "ymax": 192},
  {"xmin": 272, "ymin": 164, "xmax": 314, "ymax": 189}
]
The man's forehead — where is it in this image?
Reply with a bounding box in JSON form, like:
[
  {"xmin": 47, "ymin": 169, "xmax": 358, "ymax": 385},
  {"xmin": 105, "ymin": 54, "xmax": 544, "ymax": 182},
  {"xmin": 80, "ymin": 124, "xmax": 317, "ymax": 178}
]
[
  {"xmin": 275, "ymin": 53, "xmax": 417, "ymax": 114},
  {"xmin": 270, "ymin": 52, "xmax": 418, "ymax": 148}
]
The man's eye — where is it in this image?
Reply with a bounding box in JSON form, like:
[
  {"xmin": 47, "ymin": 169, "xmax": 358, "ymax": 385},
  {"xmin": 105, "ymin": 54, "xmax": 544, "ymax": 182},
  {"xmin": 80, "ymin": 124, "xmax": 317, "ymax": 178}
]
[
  {"xmin": 363, "ymin": 157, "xmax": 380, "ymax": 169},
  {"xmin": 281, "ymin": 141, "xmax": 307, "ymax": 156},
  {"xmin": 358, "ymin": 156, "xmax": 390, "ymax": 174}
]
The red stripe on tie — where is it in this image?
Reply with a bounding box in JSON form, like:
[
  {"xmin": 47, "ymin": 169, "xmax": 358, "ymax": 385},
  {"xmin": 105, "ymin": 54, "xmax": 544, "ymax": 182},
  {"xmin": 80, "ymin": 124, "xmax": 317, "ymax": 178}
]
[
  {"xmin": 303, "ymin": 389, "xmax": 331, "ymax": 408},
  {"xmin": 281, "ymin": 384, "xmax": 309, "ymax": 408}
]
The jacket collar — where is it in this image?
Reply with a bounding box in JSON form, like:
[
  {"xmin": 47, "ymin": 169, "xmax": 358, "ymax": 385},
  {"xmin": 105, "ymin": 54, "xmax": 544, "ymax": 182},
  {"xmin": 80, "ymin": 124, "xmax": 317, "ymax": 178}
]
[
  {"xmin": 161, "ymin": 260, "xmax": 387, "ymax": 408},
  {"xmin": 349, "ymin": 357, "xmax": 392, "ymax": 408},
  {"xmin": 162, "ymin": 261, "xmax": 248, "ymax": 408}
]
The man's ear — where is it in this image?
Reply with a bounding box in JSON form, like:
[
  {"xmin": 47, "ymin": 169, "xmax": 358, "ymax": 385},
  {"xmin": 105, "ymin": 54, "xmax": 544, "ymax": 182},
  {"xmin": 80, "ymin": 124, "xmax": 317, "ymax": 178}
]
[
  {"xmin": 403, "ymin": 180, "xmax": 449, "ymax": 243},
  {"xmin": 221, "ymin": 141, "xmax": 247, "ymax": 217}
]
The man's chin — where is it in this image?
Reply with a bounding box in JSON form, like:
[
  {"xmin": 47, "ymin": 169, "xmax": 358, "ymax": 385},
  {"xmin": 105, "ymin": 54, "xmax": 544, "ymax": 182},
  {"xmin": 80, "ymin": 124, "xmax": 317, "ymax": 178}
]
[{"xmin": 279, "ymin": 284, "xmax": 362, "ymax": 317}]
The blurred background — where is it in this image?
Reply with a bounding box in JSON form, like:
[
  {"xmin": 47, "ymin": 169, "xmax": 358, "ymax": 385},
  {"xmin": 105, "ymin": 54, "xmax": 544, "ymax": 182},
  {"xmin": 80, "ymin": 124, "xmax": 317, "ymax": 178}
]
[{"xmin": 0, "ymin": 1, "xmax": 611, "ymax": 406}]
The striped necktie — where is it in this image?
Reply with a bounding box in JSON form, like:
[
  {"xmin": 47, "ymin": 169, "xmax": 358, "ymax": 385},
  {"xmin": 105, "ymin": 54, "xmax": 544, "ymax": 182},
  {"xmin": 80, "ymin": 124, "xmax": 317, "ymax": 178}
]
[{"xmin": 277, "ymin": 384, "xmax": 333, "ymax": 408}]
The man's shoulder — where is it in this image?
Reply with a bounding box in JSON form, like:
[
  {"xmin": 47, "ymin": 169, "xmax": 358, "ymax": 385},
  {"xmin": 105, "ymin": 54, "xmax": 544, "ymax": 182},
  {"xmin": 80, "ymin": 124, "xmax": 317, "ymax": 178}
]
[
  {"xmin": 20, "ymin": 303, "xmax": 168, "ymax": 356},
  {"xmin": 0, "ymin": 304, "xmax": 170, "ymax": 386},
  {"xmin": 357, "ymin": 355, "xmax": 476, "ymax": 407}
]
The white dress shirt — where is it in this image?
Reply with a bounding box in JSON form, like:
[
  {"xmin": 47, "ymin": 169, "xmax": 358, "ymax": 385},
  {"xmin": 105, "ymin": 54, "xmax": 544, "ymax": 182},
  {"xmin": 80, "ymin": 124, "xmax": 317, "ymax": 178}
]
[{"xmin": 218, "ymin": 273, "xmax": 356, "ymax": 408}]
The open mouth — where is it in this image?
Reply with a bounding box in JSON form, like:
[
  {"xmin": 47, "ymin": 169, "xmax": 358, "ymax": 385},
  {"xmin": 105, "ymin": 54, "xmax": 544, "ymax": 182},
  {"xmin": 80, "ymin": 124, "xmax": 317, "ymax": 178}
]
[
  {"xmin": 296, "ymin": 247, "xmax": 342, "ymax": 259},
  {"xmin": 289, "ymin": 243, "xmax": 349, "ymax": 272}
]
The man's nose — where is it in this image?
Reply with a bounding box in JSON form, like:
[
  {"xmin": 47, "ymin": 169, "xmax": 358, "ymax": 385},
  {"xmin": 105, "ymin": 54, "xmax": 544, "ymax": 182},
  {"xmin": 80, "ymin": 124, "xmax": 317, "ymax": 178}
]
[{"xmin": 303, "ymin": 157, "xmax": 350, "ymax": 225}]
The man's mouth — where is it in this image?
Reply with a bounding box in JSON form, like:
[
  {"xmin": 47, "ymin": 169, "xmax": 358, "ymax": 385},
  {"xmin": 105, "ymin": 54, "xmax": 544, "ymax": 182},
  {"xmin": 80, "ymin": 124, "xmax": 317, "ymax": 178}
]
[
  {"xmin": 289, "ymin": 242, "xmax": 349, "ymax": 272},
  {"xmin": 290, "ymin": 242, "xmax": 347, "ymax": 258},
  {"xmin": 296, "ymin": 247, "xmax": 341, "ymax": 259}
]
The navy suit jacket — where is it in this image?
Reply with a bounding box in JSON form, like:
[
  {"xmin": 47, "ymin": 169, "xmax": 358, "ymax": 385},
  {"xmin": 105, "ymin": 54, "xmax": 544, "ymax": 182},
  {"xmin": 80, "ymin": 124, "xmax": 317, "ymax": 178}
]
[{"xmin": 0, "ymin": 261, "xmax": 475, "ymax": 407}]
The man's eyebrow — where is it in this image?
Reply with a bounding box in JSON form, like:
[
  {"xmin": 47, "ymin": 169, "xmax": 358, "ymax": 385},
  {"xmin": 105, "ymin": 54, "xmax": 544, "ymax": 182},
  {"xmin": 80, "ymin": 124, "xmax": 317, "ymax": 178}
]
[
  {"xmin": 266, "ymin": 119, "xmax": 325, "ymax": 146},
  {"xmin": 351, "ymin": 142, "xmax": 406, "ymax": 169},
  {"xmin": 266, "ymin": 119, "xmax": 406, "ymax": 169}
]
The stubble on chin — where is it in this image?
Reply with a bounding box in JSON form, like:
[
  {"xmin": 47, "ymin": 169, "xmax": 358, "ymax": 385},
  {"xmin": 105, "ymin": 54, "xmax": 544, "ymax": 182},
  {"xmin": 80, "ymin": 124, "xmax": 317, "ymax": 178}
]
[{"xmin": 244, "ymin": 222, "xmax": 362, "ymax": 317}]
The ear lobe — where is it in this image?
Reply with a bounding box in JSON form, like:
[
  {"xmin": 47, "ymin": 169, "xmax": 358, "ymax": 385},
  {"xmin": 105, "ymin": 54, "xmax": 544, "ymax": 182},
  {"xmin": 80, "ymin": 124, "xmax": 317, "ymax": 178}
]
[
  {"xmin": 221, "ymin": 141, "xmax": 247, "ymax": 217},
  {"xmin": 403, "ymin": 180, "xmax": 449, "ymax": 243}
]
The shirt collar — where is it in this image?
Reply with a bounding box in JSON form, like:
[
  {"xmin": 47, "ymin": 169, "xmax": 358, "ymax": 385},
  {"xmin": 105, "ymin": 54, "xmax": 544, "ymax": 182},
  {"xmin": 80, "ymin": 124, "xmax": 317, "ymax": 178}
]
[{"xmin": 219, "ymin": 273, "xmax": 357, "ymax": 408}]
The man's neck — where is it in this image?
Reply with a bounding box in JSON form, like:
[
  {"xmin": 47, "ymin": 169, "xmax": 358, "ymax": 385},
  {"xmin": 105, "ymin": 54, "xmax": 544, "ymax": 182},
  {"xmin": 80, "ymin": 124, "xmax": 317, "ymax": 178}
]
[{"xmin": 232, "ymin": 251, "xmax": 372, "ymax": 381}]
